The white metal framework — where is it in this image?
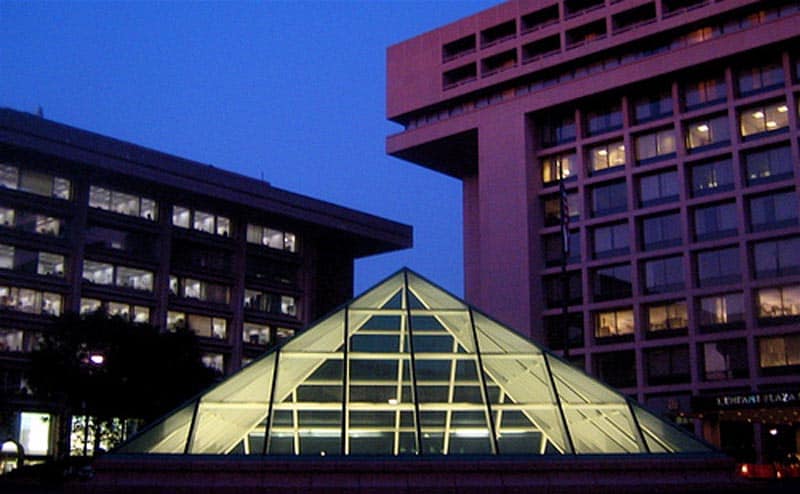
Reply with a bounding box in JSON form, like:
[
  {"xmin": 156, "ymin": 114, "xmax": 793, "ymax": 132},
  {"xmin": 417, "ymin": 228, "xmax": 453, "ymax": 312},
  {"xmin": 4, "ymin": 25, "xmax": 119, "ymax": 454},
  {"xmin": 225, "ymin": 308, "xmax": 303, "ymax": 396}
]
[{"xmin": 119, "ymin": 269, "xmax": 711, "ymax": 456}]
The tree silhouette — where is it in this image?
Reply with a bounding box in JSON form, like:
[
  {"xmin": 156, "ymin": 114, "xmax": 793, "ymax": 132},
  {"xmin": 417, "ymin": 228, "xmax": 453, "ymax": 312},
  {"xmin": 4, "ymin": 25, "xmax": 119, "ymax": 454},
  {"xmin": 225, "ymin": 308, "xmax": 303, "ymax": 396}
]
[{"xmin": 28, "ymin": 312, "xmax": 219, "ymax": 455}]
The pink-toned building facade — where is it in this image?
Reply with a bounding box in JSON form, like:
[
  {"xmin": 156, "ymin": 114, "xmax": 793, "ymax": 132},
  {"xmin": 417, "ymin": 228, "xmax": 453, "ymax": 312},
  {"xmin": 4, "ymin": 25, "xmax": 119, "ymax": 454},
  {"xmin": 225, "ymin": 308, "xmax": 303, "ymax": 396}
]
[{"xmin": 387, "ymin": 0, "xmax": 800, "ymax": 463}]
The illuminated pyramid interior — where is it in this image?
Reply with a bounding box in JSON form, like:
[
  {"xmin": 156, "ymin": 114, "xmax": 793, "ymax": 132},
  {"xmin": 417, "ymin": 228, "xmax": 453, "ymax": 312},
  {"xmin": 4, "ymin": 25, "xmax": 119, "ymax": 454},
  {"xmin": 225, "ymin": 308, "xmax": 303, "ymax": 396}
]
[{"xmin": 119, "ymin": 269, "xmax": 711, "ymax": 456}]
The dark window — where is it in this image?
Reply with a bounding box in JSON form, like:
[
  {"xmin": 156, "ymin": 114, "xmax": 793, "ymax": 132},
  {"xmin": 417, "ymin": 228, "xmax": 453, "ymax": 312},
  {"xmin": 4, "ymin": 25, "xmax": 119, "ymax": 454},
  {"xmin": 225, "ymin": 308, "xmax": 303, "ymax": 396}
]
[
  {"xmin": 442, "ymin": 35, "xmax": 475, "ymax": 62},
  {"xmin": 690, "ymin": 157, "xmax": 734, "ymax": 196},
  {"xmin": 539, "ymin": 110, "xmax": 576, "ymax": 147},
  {"xmin": 594, "ymin": 351, "xmax": 636, "ymax": 388},
  {"xmin": 635, "ymin": 128, "xmax": 676, "ymax": 163},
  {"xmin": 736, "ymin": 61, "xmax": 784, "ymax": 96},
  {"xmin": 443, "ymin": 63, "xmax": 477, "ymax": 89},
  {"xmin": 482, "ymin": 49, "xmax": 517, "ymax": 76},
  {"xmin": 744, "ymin": 145, "xmax": 793, "ymax": 186},
  {"xmin": 685, "ymin": 114, "xmax": 730, "ymax": 151},
  {"xmin": 543, "ymin": 191, "xmax": 580, "ymax": 226},
  {"xmin": 633, "ymin": 87, "xmax": 673, "ymax": 123},
  {"xmin": 663, "ymin": 0, "xmax": 706, "ymax": 15},
  {"xmin": 699, "ymin": 292, "xmax": 744, "ymax": 328},
  {"xmin": 521, "ymin": 5, "xmax": 559, "ymax": 32},
  {"xmin": 592, "ymin": 180, "xmax": 627, "ymax": 217},
  {"xmin": 593, "ymin": 264, "xmax": 632, "ymax": 301},
  {"xmin": 693, "ymin": 202, "xmax": 737, "ymax": 241},
  {"xmin": 543, "ymin": 231, "xmax": 580, "ymax": 267},
  {"xmin": 565, "ymin": 0, "xmax": 604, "ymax": 16},
  {"xmin": 749, "ymin": 191, "xmax": 798, "ymax": 232},
  {"xmin": 683, "ymin": 74, "xmax": 727, "ymax": 109},
  {"xmin": 646, "ymin": 346, "xmax": 690, "ymax": 385},
  {"xmin": 85, "ymin": 225, "xmax": 157, "ymax": 258},
  {"xmin": 641, "ymin": 212, "xmax": 682, "ymax": 250},
  {"xmin": 585, "ymin": 102, "xmax": 623, "ymax": 136},
  {"xmin": 646, "ymin": 300, "xmax": 688, "ymax": 333},
  {"xmin": 172, "ymin": 241, "xmax": 232, "ymax": 273},
  {"xmin": 753, "ymin": 237, "xmax": 800, "ymax": 279},
  {"xmin": 544, "ymin": 313, "xmax": 584, "ymax": 350},
  {"xmin": 565, "ymin": 20, "xmax": 606, "ymax": 47},
  {"xmin": 246, "ymin": 255, "xmax": 299, "ymax": 285},
  {"xmin": 703, "ymin": 340, "xmax": 749, "ymax": 381},
  {"xmin": 543, "ymin": 271, "xmax": 582, "ymax": 308},
  {"xmin": 592, "ymin": 222, "xmax": 629, "ymax": 259},
  {"xmin": 643, "ymin": 256, "xmax": 684, "ymax": 294},
  {"xmin": 481, "ymin": 20, "xmax": 516, "ymax": 47},
  {"xmin": 697, "ymin": 247, "xmax": 741, "ymax": 287},
  {"xmin": 522, "ymin": 36, "xmax": 560, "ymax": 62},
  {"xmin": 612, "ymin": 3, "xmax": 656, "ymax": 32},
  {"xmin": 639, "ymin": 170, "xmax": 679, "ymax": 207}
]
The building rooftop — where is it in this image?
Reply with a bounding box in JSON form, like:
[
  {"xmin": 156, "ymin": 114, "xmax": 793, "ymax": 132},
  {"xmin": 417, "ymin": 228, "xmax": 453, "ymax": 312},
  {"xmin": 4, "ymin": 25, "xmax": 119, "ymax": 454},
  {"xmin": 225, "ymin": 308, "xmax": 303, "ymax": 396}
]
[{"xmin": 0, "ymin": 107, "xmax": 412, "ymax": 257}]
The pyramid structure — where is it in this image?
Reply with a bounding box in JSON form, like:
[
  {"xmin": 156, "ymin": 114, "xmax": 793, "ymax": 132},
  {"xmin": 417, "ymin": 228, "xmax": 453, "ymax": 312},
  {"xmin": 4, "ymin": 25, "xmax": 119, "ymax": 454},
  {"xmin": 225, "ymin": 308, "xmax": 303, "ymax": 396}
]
[{"xmin": 119, "ymin": 269, "xmax": 711, "ymax": 456}]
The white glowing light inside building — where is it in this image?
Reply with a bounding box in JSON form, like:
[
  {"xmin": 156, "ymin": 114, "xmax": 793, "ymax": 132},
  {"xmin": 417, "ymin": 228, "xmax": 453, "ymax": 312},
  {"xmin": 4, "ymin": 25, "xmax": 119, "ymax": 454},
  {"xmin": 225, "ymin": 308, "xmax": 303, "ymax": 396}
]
[
  {"xmin": 752, "ymin": 111, "xmax": 765, "ymax": 119},
  {"xmin": 696, "ymin": 124, "xmax": 709, "ymax": 132},
  {"xmin": 89, "ymin": 353, "xmax": 105, "ymax": 365},
  {"xmin": 777, "ymin": 105, "xmax": 788, "ymax": 113}
]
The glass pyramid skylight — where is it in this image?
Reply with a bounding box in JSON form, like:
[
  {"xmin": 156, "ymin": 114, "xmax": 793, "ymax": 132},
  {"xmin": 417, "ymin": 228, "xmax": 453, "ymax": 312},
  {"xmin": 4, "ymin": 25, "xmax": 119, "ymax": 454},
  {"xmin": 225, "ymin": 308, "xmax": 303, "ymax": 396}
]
[{"xmin": 119, "ymin": 269, "xmax": 711, "ymax": 456}]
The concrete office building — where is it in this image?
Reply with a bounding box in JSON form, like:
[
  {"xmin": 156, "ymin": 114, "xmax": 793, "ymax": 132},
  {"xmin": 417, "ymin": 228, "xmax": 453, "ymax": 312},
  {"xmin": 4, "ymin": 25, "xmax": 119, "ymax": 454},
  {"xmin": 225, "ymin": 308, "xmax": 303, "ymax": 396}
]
[
  {"xmin": 387, "ymin": 0, "xmax": 800, "ymax": 463},
  {"xmin": 0, "ymin": 107, "xmax": 411, "ymax": 463}
]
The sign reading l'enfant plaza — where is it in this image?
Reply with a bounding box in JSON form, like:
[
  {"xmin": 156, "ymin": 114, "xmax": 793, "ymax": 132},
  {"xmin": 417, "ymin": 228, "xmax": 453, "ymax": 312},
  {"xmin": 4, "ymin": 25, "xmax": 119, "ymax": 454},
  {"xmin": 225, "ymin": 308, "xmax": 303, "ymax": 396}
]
[{"xmin": 693, "ymin": 390, "xmax": 800, "ymax": 411}]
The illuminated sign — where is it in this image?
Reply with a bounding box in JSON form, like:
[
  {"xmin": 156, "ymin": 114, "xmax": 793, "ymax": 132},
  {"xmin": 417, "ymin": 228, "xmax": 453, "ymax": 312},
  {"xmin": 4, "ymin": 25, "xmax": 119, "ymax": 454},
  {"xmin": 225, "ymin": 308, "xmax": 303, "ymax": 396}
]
[{"xmin": 693, "ymin": 390, "xmax": 800, "ymax": 411}]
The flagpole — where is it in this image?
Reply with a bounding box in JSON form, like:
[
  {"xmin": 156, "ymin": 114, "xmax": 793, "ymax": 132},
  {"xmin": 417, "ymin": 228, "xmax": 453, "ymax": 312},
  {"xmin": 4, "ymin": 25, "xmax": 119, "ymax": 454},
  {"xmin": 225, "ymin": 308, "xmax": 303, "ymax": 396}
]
[{"xmin": 558, "ymin": 158, "xmax": 571, "ymax": 360}]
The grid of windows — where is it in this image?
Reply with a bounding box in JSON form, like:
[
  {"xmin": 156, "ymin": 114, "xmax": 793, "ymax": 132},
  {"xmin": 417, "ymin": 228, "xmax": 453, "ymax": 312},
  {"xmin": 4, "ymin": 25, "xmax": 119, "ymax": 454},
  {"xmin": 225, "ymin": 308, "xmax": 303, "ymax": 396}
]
[{"xmin": 528, "ymin": 53, "xmax": 800, "ymax": 400}]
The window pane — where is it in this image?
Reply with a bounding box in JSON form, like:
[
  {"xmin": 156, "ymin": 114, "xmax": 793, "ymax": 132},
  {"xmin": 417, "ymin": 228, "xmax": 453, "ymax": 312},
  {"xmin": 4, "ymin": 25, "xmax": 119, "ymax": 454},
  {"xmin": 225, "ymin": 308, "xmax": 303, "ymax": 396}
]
[
  {"xmin": 19, "ymin": 170, "xmax": 52, "ymax": 196},
  {"xmin": 697, "ymin": 247, "xmax": 740, "ymax": 287},
  {"xmin": 140, "ymin": 198, "xmax": 157, "ymax": 221},
  {"xmin": 0, "ymin": 164, "xmax": 19, "ymax": 189},
  {"xmin": 193, "ymin": 211, "xmax": 215, "ymax": 233},
  {"xmin": 89, "ymin": 186, "xmax": 111, "ymax": 209},
  {"xmin": 693, "ymin": 202, "xmax": 737, "ymax": 241},
  {"xmin": 83, "ymin": 261, "xmax": 114, "ymax": 285},
  {"xmin": 216, "ymin": 216, "xmax": 231, "ymax": 237},
  {"xmin": 699, "ymin": 293, "xmax": 743, "ymax": 326},
  {"xmin": 744, "ymin": 145, "xmax": 793, "ymax": 185},
  {"xmin": 172, "ymin": 206, "xmax": 191, "ymax": 228},
  {"xmin": 691, "ymin": 158, "xmax": 734, "ymax": 196},
  {"xmin": 111, "ymin": 191, "xmax": 140, "ymax": 216}
]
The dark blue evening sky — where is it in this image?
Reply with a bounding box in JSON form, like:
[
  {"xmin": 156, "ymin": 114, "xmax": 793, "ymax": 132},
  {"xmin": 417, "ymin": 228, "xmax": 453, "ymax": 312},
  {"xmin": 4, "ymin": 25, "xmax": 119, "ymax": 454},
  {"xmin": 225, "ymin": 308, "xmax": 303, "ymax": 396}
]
[{"xmin": 0, "ymin": 0, "xmax": 496, "ymax": 296}]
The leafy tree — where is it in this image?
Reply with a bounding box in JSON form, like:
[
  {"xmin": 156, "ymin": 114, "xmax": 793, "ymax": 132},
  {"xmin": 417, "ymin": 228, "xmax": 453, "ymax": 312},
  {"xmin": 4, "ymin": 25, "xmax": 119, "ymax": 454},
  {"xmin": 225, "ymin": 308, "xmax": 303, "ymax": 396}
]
[{"xmin": 28, "ymin": 312, "xmax": 219, "ymax": 455}]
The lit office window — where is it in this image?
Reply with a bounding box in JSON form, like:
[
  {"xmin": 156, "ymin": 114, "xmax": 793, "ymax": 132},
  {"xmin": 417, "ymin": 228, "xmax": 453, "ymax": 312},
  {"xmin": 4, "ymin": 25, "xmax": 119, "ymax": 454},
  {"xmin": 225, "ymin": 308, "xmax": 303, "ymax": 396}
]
[
  {"xmin": 243, "ymin": 323, "xmax": 271, "ymax": 345},
  {"xmin": 635, "ymin": 128, "xmax": 676, "ymax": 163},
  {"xmin": 757, "ymin": 285, "xmax": 800, "ymax": 319},
  {"xmin": 736, "ymin": 61, "xmax": 784, "ymax": 96},
  {"xmin": 19, "ymin": 412, "xmax": 51, "ymax": 456},
  {"xmin": 80, "ymin": 298, "xmax": 102, "ymax": 315},
  {"xmin": 759, "ymin": 335, "xmax": 800, "ymax": 368},
  {"xmin": 643, "ymin": 256, "xmax": 684, "ymax": 294},
  {"xmin": 201, "ymin": 353, "xmax": 224, "ymax": 373},
  {"xmin": 3, "ymin": 165, "xmax": 72, "ymax": 200},
  {"xmin": 683, "ymin": 75, "xmax": 726, "ymax": 109},
  {"xmin": 0, "ymin": 329, "xmax": 24, "ymax": 352},
  {"xmin": 0, "ymin": 244, "xmax": 64, "ymax": 277},
  {"xmin": 698, "ymin": 293, "xmax": 744, "ymax": 327},
  {"xmin": 693, "ymin": 202, "xmax": 737, "ymax": 241},
  {"xmin": 0, "ymin": 208, "xmax": 64, "ymax": 237},
  {"xmin": 82, "ymin": 261, "xmax": 153, "ymax": 292},
  {"xmin": 696, "ymin": 247, "xmax": 741, "ymax": 287},
  {"xmin": 646, "ymin": 301, "xmax": 687, "ymax": 332},
  {"xmin": 690, "ymin": 157, "xmax": 734, "ymax": 196},
  {"xmin": 588, "ymin": 141, "xmax": 625, "ymax": 174},
  {"xmin": 246, "ymin": 224, "xmax": 298, "ymax": 252},
  {"xmin": 0, "ymin": 286, "xmax": 62, "ymax": 316},
  {"xmin": 743, "ymin": 144, "xmax": 793, "ymax": 185},
  {"xmin": 172, "ymin": 206, "xmax": 230, "ymax": 237},
  {"xmin": 685, "ymin": 115, "xmax": 730, "ymax": 151},
  {"xmin": 82, "ymin": 261, "xmax": 113, "ymax": 285},
  {"xmin": 594, "ymin": 308, "xmax": 634, "ymax": 338},
  {"xmin": 541, "ymin": 152, "xmax": 576, "ymax": 184},
  {"xmin": 188, "ymin": 315, "xmax": 227, "ymax": 339},
  {"xmin": 753, "ymin": 237, "xmax": 800, "ymax": 279},
  {"xmin": 89, "ymin": 185, "xmax": 155, "ymax": 220},
  {"xmin": 749, "ymin": 191, "xmax": 798, "ymax": 232},
  {"xmin": 739, "ymin": 101, "xmax": 789, "ymax": 138},
  {"xmin": 171, "ymin": 276, "xmax": 230, "ymax": 304}
]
